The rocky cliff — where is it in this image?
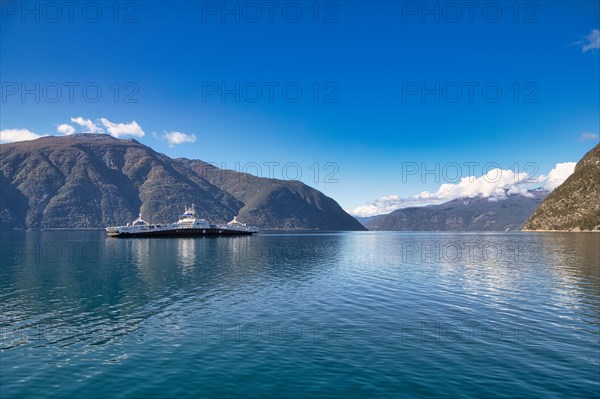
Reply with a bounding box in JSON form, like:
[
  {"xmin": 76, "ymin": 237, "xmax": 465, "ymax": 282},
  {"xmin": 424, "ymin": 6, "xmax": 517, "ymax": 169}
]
[{"xmin": 524, "ymin": 144, "xmax": 600, "ymax": 231}]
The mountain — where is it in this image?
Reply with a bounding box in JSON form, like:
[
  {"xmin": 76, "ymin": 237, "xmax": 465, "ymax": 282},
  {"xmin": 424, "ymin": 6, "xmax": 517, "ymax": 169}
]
[
  {"xmin": 363, "ymin": 191, "xmax": 548, "ymax": 231},
  {"xmin": 524, "ymin": 143, "xmax": 600, "ymax": 231},
  {"xmin": 353, "ymin": 216, "xmax": 376, "ymax": 226},
  {"xmin": 0, "ymin": 134, "xmax": 365, "ymax": 231}
]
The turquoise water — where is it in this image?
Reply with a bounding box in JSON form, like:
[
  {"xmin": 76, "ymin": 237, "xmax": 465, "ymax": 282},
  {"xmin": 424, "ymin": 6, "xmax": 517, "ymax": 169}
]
[{"xmin": 1, "ymin": 231, "xmax": 598, "ymax": 398}]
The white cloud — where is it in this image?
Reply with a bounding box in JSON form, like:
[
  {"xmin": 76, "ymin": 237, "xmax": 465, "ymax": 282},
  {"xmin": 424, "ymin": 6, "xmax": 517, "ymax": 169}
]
[
  {"xmin": 582, "ymin": 29, "xmax": 600, "ymax": 52},
  {"xmin": 579, "ymin": 132, "xmax": 599, "ymax": 142},
  {"xmin": 351, "ymin": 163, "xmax": 577, "ymax": 217},
  {"xmin": 99, "ymin": 118, "xmax": 145, "ymax": 138},
  {"xmin": 57, "ymin": 123, "xmax": 75, "ymax": 135},
  {"xmin": 65, "ymin": 117, "xmax": 145, "ymax": 137},
  {"xmin": 352, "ymin": 195, "xmax": 438, "ymax": 217},
  {"xmin": 6, "ymin": 117, "xmax": 147, "ymax": 142},
  {"xmin": 417, "ymin": 168, "xmax": 531, "ymax": 202},
  {"xmin": 537, "ymin": 162, "xmax": 576, "ymax": 191},
  {"xmin": 71, "ymin": 117, "xmax": 104, "ymax": 133},
  {"xmin": 161, "ymin": 131, "xmax": 197, "ymax": 147},
  {"xmin": 0, "ymin": 129, "xmax": 44, "ymax": 143}
]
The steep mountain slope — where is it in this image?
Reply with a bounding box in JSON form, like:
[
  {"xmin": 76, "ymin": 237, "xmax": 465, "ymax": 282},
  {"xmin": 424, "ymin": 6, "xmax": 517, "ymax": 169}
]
[
  {"xmin": 0, "ymin": 134, "xmax": 365, "ymax": 231},
  {"xmin": 524, "ymin": 143, "xmax": 600, "ymax": 231},
  {"xmin": 364, "ymin": 192, "xmax": 547, "ymax": 231}
]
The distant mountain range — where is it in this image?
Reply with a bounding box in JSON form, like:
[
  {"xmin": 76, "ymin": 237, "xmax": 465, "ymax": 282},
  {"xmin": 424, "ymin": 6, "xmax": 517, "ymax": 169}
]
[
  {"xmin": 361, "ymin": 191, "xmax": 548, "ymax": 231},
  {"xmin": 524, "ymin": 143, "xmax": 600, "ymax": 231},
  {"xmin": 0, "ymin": 135, "xmax": 365, "ymax": 231}
]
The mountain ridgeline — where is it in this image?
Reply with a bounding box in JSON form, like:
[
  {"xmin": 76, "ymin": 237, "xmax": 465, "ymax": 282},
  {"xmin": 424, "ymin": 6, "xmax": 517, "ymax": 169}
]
[
  {"xmin": 362, "ymin": 192, "xmax": 548, "ymax": 231},
  {"xmin": 524, "ymin": 143, "xmax": 600, "ymax": 231},
  {"xmin": 0, "ymin": 135, "xmax": 365, "ymax": 231}
]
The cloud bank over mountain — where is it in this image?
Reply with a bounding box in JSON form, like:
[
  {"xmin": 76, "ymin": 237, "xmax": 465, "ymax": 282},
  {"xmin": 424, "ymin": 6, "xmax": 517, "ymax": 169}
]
[
  {"xmin": 0, "ymin": 129, "xmax": 44, "ymax": 143},
  {"xmin": 352, "ymin": 163, "xmax": 576, "ymax": 217},
  {"xmin": 1, "ymin": 117, "xmax": 195, "ymax": 146}
]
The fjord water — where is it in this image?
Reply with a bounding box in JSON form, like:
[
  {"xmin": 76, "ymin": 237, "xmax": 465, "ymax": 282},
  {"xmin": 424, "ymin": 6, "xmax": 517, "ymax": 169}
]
[{"xmin": 1, "ymin": 231, "xmax": 598, "ymax": 398}]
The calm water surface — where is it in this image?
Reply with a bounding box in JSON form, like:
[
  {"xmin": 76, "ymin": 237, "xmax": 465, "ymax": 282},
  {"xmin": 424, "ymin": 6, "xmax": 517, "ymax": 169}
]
[{"xmin": 1, "ymin": 231, "xmax": 598, "ymax": 398}]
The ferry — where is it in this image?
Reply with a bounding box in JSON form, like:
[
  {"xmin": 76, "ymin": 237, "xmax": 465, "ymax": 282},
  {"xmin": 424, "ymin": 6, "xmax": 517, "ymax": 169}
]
[{"xmin": 106, "ymin": 206, "xmax": 258, "ymax": 237}]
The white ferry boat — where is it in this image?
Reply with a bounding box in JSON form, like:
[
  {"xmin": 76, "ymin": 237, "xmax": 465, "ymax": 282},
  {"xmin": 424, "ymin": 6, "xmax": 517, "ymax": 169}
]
[{"xmin": 106, "ymin": 206, "xmax": 258, "ymax": 237}]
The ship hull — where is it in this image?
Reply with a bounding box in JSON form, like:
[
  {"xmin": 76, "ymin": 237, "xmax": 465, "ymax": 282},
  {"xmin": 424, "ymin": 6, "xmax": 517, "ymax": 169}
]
[{"xmin": 107, "ymin": 228, "xmax": 255, "ymax": 238}]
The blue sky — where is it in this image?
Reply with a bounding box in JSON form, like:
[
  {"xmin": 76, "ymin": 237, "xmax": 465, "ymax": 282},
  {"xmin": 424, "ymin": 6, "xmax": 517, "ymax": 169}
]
[{"xmin": 1, "ymin": 1, "xmax": 599, "ymax": 214}]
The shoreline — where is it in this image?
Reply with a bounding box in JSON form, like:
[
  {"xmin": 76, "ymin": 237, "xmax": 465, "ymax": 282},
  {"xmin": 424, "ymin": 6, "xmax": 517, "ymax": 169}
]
[
  {"xmin": 4, "ymin": 228, "xmax": 599, "ymax": 233},
  {"xmin": 521, "ymin": 229, "xmax": 600, "ymax": 233}
]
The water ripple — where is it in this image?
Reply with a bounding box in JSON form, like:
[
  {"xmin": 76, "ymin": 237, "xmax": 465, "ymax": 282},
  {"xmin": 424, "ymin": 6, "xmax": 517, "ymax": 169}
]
[{"xmin": 0, "ymin": 231, "xmax": 598, "ymax": 398}]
